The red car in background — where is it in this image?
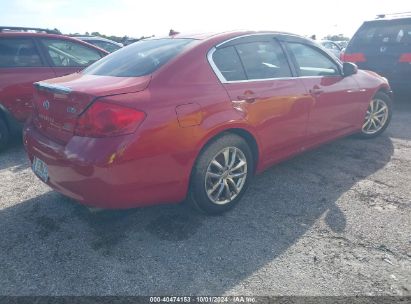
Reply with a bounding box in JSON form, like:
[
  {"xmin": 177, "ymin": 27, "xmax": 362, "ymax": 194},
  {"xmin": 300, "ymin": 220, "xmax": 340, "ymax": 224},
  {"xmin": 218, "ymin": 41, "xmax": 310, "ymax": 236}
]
[
  {"xmin": 0, "ymin": 27, "xmax": 108, "ymax": 150},
  {"xmin": 24, "ymin": 31, "xmax": 392, "ymax": 214}
]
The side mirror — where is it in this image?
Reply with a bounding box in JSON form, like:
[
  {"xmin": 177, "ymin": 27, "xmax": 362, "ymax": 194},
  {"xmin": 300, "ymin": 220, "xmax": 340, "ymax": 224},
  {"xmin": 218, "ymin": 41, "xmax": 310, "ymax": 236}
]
[{"xmin": 343, "ymin": 62, "xmax": 358, "ymax": 77}]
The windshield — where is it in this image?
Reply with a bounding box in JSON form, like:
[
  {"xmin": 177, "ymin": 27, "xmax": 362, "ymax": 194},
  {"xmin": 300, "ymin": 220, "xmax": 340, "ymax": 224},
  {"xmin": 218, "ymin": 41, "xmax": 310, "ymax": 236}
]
[
  {"xmin": 351, "ymin": 19, "xmax": 411, "ymax": 46},
  {"xmin": 83, "ymin": 38, "xmax": 194, "ymax": 77}
]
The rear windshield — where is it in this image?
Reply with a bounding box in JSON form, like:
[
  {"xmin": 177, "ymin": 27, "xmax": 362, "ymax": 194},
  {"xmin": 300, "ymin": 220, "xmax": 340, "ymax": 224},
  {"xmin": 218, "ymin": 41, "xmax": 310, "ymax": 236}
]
[
  {"xmin": 351, "ymin": 19, "xmax": 411, "ymax": 46},
  {"xmin": 83, "ymin": 38, "xmax": 194, "ymax": 77}
]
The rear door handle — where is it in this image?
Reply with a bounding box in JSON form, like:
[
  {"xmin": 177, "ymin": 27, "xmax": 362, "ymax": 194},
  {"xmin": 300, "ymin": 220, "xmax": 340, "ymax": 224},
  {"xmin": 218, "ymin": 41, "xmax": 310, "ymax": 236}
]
[
  {"xmin": 237, "ymin": 94, "xmax": 257, "ymax": 103},
  {"xmin": 309, "ymin": 88, "xmax": 324, "ymax": 95}
]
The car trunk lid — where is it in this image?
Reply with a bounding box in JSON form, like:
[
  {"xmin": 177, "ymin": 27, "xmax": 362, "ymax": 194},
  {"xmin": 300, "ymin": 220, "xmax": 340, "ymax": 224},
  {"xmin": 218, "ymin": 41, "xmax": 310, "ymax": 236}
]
[{"xmin": 32, "ymin": 73, "xmax": 151, "ymax": 143}]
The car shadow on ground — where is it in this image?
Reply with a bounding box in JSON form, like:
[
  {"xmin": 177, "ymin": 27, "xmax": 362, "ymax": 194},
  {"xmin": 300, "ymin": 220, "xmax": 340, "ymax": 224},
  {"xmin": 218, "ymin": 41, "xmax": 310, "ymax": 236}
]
[{"xmin": 0, "ymin": 131, "xmax": 394, "ymax": 294}]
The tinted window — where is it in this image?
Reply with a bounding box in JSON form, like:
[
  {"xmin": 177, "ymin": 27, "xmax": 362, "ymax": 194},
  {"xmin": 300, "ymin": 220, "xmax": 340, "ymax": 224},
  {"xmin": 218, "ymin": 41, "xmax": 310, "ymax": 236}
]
[
  {"xmin": 88, "ymin": 40, "xmax": 121, "ymax": 53},
  {"xmin": 352, "ymin": 20, "xmax": 411, "ymax": 46},
  {"xmin": 41, "ymin": 39, "xmax": 103, "ymax": 67},
  {"xmin": 236, "ymin": 41, "xmax": 292, "ymax": 79},
  {"xmin": 0, "ymin": 38, "xmax": 42, "ymax": 67},
  {"xmin": 287, "ymin": 43, "xmax": 340, "ymax": 76},
  {"xmin": 212, "ymin": 46, "xmax": 246, "ymax": 81},
  {"xmin": 83, "ymin": 38, "xmax": 193, "ymax": 77}
]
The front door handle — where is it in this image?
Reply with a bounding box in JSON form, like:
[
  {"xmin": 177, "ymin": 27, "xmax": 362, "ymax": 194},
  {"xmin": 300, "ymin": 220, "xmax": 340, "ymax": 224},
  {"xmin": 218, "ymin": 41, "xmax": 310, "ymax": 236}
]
[
  {"xmin": 309, "ymin": 87, "xmax": 324, "ymax": 96},
  {"xmin": 237, "ymin": 91, "xmax": 258, "ymax": 103}
]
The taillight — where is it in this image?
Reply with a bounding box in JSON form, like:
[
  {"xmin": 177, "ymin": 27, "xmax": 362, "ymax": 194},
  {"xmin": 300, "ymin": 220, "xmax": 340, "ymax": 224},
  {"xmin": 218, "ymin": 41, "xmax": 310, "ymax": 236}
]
[
  {"xmin": 399, "ymin": 53, "xmax": 411, "ymax": 62},
  {"xmin": 74, "ymin": 102, "xmax": 145, "ymax": 137},
  {"xmin": 341, "ymin": 53, "xmax": 366, "ymax": 63}
]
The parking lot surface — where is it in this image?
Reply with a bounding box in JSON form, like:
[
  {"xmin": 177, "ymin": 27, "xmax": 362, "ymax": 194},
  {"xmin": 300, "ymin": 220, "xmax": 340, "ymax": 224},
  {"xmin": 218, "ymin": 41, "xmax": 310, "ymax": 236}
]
[{"xmin": 0, "ymin": 99, "xmax": 410, "ymax": 296}]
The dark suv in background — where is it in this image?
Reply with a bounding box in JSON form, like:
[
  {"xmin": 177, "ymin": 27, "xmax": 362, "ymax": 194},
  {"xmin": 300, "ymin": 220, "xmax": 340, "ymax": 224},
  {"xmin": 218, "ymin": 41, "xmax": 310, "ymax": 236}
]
[
  {"xmin": 342, "ymin": 13, "xmax": 411, "ymax": 95},
  {"xmin": 0, "ymin": 27, "xmax": 108, "ymax": 150}
]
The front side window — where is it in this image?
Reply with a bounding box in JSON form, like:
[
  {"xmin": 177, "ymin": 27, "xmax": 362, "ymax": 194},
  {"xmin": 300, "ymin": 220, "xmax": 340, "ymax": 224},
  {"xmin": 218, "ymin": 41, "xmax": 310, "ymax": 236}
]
[
  {"xmin": 0, "ymin": 38, "xmax": 42, "ymax": 67},
  {"xmin": 236, "ymin": 41, "xmax": 292, "ymax": 80},
  {"xmin": 287, "ymin": 42, "xmax": 340, "ymax": 77},
  {"xmin": 83, "ymin": 38, "xmax": 193, "ymax": 77},
  {"xmin": 41, "ymin": 39, "xmax": 103, "ymax": 67}
]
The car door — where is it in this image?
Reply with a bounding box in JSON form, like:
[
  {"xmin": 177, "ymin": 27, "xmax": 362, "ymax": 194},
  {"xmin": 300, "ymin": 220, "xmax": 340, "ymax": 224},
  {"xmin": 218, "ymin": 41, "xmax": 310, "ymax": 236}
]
[
  {"xmin": 0, "ymin": 37, "xmax": 56, "ymax": 121},
  {"xmin": 37, "ymin": 38, "xmax": 105, "ymax": 77},
  {"xmin": 210, "ymin": 36, "xmax": 311, "ymax": 163},
  {"xmin": 285, "ymin": 41, "xmax": 362, "ymax": 142}
]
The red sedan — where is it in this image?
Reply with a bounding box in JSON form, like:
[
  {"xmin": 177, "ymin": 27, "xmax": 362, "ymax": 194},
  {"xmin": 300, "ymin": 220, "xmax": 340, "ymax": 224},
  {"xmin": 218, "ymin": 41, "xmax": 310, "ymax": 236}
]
[
  {"xmin": 0, "ymin": 27, "xmax": 108, "ymax": 150},
  {"xmin": 24, "ymin": 31, "xmax": 393, "ymax": 214}
]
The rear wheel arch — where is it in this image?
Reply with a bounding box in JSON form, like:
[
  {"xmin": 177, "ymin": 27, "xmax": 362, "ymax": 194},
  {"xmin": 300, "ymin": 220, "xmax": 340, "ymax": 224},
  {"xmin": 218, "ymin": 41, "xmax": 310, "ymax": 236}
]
[
  {"xmin": 188, "ymin": 129, "xmax": 258, "ymax": 214},
  {"xmin": 227, "ymin": 128, "xmax": 259, "ymax": 170},
  {"xmin": 193, "ymin": 127, "xmax": 260, "ymax": 176}
]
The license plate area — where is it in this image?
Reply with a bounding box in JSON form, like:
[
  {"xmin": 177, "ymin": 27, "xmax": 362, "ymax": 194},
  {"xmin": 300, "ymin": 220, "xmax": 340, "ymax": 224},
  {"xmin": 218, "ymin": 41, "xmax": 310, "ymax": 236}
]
[{"xmin": 32, "ymin": 156, "xmax": 49, "ymax": 182}]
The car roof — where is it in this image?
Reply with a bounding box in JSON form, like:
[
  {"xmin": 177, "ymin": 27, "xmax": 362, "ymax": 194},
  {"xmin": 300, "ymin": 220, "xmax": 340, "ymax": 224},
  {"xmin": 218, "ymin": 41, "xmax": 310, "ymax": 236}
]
[
  {"xmin": 369, "ymin": 12, "xmax": 411, "ymax": 22},
  {"xmin": 0, "ymin": 32, "xmax": 109, "ymax": 53},
  {"xmin": 157, "ymin": 30, "xmax": 309, "ymax": 44},
  {"xmin": 0, "ymin": 31, "xmax": 66, "ymax": 38}
]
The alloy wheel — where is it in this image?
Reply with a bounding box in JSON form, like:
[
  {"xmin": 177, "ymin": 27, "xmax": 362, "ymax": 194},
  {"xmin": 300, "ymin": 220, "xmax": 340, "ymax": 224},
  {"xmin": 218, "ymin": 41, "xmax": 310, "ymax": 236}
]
[
  {"xmin": 205, "ymin": 147, "xmax": 248, "ymax": 205},
  {"xmin": 362, "ymin": 98, "xmax": 389, "ymax": 135}
]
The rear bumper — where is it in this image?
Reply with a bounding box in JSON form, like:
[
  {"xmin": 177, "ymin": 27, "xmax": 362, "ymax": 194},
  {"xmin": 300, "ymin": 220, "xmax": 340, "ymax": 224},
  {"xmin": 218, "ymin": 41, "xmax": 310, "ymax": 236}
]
[{"xmin": 23, "ymin": 124, "xmax": 188, "ymax": 209}]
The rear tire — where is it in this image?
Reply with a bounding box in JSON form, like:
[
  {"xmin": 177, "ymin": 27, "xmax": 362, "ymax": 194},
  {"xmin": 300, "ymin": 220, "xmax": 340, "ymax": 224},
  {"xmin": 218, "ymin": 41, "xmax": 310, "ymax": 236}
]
[
  {"xmin": 357, "ymin": 91, "xmax": 392, "ymax": 139},
  {"xmin": 0, "ymin": 118, "xmax": 9, "ymax": 152},
  {"xmin": 188, "ymin": 133, "xmax": 254, "ymax": 215}
]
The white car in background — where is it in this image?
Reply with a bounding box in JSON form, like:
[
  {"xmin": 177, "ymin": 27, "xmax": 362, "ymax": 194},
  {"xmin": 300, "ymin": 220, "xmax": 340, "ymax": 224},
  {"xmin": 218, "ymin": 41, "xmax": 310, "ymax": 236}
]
[{"xmin": 320, "ymin": 40, "xmax": 343, "ymax": 57}]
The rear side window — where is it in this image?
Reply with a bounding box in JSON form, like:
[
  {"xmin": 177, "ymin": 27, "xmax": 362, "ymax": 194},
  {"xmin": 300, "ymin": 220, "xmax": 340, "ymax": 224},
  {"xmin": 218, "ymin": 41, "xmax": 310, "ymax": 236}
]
[
  {"xmin": 40, "ymin": 39, "xmax": 103, "ymax": 67},
  {"xmin": 212, "ymin": 46, "xmax": 246, "ymax": 81},
  {"xmin": 236, "ymin": 41, "xmax": 292, "ymax": 80},
  {"xmin": 287, "ymin": 42, "xmax": 340, "ymax": 76},
  {"xmin": 83, "ymin": 38, "xmax": 194, "ymax": 77},
  {"xmin": 212, "ymin": 40, "xmax": 292, "ymax": 81},
  {"xmin": 0, "ymin": 38, "xmax": 42, "ymax": 67},
  {"xmin": 352, "ymin": 20, "xmax": 411, "ymax": 46}
]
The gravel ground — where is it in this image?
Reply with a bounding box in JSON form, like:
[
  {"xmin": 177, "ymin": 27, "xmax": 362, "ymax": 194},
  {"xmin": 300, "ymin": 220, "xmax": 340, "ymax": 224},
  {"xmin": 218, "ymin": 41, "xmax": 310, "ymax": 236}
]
[{"xmin": 0, "ymin": 98, "xmax": 410, "ymax": 296}]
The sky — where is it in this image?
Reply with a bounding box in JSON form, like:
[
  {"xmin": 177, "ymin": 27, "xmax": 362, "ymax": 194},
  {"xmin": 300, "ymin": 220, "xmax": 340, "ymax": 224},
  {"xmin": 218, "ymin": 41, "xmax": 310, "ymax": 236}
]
[{"xmin": 1, "ymin": 0, "xmax": 411, "ymax": 39}]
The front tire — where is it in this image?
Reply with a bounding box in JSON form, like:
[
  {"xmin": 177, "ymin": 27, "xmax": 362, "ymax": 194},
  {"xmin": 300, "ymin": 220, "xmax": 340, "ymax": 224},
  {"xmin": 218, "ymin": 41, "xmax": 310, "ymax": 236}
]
[
  {"xmin": 358, "ymin": 91, "xmax": 392, "ymax": 139},
  {"xmin": 189, "ymin": 133, "xmax": 254, "ymax": 215},
  {"xmin": 0, "ymin": 118, "xmax": 9, "ymax": 152}
]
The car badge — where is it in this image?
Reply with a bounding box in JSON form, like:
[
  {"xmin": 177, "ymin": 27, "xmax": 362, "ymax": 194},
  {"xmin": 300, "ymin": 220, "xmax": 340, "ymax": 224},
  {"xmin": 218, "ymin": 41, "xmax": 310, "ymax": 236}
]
[
  {"xmin": 380, "ymin": 46, "xmax": 387, "ymax": 53},
  {"xmin": 43, "ymin": 100, "xmax": 50, "ymax": 110}
]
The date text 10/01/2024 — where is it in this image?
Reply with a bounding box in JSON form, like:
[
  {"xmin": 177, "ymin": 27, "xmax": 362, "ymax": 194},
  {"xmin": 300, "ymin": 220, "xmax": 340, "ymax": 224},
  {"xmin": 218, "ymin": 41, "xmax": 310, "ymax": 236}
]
[{"xmin": 149, "ymin": 296, "xmax": 257, "ymax": 303}]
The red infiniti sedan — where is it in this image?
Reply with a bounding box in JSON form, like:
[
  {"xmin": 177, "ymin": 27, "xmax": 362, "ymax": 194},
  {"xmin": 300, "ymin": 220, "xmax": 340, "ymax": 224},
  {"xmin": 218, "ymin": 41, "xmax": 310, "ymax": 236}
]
[{"xmin": 24, "ymin": 31, "xmax": 392, "ymax": 214}]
